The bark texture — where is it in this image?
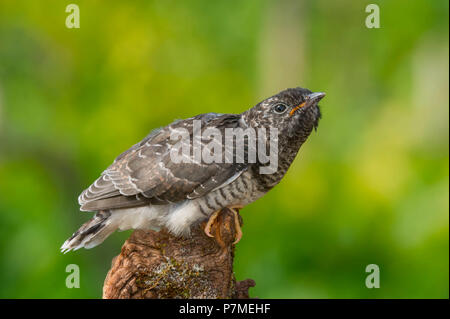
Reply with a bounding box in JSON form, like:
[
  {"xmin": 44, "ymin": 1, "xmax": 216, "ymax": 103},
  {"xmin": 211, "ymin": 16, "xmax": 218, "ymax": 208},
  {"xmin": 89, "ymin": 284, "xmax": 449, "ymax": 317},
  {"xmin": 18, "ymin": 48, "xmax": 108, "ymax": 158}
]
[{"xmin": 103, "ymin": 208, "xmax": 255, "ymax": 299}]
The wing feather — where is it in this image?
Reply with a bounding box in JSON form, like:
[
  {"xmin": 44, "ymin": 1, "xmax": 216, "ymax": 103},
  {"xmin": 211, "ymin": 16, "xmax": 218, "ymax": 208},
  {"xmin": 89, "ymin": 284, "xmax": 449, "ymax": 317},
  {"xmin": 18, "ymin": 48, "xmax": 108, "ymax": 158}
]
[{"xmin": 79, "ymin": 113, "xmax": 248, "ymax": 211}]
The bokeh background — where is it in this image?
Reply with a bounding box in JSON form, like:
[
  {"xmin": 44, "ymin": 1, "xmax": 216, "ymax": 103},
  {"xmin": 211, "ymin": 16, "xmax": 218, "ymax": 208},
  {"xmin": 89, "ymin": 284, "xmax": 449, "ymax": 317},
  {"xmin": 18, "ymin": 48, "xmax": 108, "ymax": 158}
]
[{"xmin": 0, "ymin": 0, "xmax": 448, "ymax": 298}]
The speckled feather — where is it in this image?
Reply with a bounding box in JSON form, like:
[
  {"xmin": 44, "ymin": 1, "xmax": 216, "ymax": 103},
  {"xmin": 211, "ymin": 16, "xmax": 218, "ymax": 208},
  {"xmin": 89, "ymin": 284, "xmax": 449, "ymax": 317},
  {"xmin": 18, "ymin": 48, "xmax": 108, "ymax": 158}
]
[
  {"xmin": 78, "ymin": 113, "xmax": 247, "ymax": 211},
  {"xmin": 61, "ymin": 87, "xmax": 324, "ymax": 252}
]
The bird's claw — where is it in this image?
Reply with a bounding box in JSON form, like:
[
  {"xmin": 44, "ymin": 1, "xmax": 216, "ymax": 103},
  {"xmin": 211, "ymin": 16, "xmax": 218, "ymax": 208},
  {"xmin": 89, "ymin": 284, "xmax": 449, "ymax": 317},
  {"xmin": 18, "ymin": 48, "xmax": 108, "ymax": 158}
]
[
  {"xmin": 203, "ymin": 207, "xmax": 243, "ymax": 245},
  {"xmin": 231, "ymin": 208, "xmax": 243, "ymax": 245},
  {"xmin": 204, "ymin": 210, "xmax": 220, "ymax": 238}
]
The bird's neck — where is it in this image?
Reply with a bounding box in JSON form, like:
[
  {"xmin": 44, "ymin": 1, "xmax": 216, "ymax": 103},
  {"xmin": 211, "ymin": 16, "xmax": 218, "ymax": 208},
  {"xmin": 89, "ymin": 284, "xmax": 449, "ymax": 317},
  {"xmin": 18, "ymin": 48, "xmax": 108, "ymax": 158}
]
[{"xmin": 251, "ymin": 131, "xmax": 308, "ymax": 193}]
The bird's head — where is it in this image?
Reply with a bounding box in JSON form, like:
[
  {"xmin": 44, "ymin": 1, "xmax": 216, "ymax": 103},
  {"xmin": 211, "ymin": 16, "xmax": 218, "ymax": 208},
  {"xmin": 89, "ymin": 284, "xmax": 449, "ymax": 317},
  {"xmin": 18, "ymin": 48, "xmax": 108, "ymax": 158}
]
[{"xmin": 244, "ymin": 87, "xmax": 325, "ymax": 140}]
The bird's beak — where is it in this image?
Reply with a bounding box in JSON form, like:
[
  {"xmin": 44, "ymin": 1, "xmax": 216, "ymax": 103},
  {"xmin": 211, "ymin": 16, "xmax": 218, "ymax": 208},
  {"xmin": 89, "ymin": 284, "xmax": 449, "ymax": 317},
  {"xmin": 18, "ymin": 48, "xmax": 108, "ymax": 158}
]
[
  {"xmin": 305, "ymin": 92, "xmax": 326, "ymax": 106},
  {"xmin": 289, "ymin": 92, "xmax": 326, "ymax": 116}
]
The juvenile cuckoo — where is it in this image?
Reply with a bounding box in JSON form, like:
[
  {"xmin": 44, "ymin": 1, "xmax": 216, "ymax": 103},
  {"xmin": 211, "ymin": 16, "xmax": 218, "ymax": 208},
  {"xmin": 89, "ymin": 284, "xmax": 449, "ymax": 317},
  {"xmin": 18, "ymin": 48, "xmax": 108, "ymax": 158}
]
[{"xmin": 61, "ymin": 87, "xmax": 325, "ymax": 252}]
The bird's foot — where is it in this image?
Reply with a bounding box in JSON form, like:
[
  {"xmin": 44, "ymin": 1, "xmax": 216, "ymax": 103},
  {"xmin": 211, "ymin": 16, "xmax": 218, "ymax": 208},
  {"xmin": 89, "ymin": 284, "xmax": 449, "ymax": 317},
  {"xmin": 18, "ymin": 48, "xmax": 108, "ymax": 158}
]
[
  {"xmin": 230, "ymin": 208, "xmax": 243, "ymax": 244},
  {"xmin": 203, "ymin": 207, "xmax": 243, "ymax": 245},
  {"xmin": 204, "ymin": 210, "xmax": 220, "ymax": 238}
]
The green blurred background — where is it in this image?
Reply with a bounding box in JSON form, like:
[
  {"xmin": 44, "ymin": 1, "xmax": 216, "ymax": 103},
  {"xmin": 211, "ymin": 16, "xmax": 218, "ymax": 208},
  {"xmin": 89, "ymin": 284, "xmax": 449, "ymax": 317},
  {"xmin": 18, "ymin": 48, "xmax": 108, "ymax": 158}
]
[{"xmin": 0, "ymin": 0, "xmax": 448, "ymax": 298}]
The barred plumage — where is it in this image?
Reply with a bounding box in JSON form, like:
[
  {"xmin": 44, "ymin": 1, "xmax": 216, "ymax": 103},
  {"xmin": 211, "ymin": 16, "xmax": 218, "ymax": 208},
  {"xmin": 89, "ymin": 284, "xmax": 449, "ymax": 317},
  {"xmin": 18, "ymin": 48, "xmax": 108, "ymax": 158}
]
[{"xmin": 62, "ymin": 87, "xmax": 324, "ymax": 252}]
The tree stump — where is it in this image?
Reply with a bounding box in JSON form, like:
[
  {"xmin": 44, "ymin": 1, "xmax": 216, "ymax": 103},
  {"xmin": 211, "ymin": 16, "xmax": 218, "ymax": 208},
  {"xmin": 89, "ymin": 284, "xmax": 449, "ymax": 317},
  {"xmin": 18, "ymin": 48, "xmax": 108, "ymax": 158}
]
[{"xmin": 103, "ymin": 208, "xmax": 255, "ymax": 299}]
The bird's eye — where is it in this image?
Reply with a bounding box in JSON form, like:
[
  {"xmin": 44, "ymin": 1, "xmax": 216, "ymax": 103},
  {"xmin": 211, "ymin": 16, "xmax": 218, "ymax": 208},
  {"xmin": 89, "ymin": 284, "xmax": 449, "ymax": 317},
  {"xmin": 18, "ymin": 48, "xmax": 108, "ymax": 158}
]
[{"xmin": 273, "ymin": 103, "xmax": 287, "ymax": 114}]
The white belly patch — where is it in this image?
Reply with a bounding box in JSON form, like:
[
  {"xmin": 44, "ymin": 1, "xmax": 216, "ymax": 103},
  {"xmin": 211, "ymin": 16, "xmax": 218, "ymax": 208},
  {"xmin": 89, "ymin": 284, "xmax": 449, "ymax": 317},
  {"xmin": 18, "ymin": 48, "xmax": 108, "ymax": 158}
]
[{"xmin": 109, "ymin": 200, "xmax": 205, "ymax": 236}]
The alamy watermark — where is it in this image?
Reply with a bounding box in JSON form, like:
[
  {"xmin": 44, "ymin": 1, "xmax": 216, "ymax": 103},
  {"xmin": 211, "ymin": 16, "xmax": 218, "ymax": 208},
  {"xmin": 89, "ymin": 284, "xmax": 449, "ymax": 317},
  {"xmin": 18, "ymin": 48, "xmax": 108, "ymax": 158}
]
[
  {"xmin": 365, "ymin": 4, "xmax": 380, "ymax": 29},
  {"xmin": 65, "ymin": 4, "xmax": 80, "ymax": 29},
  {"xmin": 169, "ymin": 120, "xmax": 279, "ymax": 174},
  {"xmin": 65, "ymin": 264, "xmax": 80, "ymax": 288},
  {"xmin": 365, "ymin": 264, "xmax": 380, "ymax": 288}
]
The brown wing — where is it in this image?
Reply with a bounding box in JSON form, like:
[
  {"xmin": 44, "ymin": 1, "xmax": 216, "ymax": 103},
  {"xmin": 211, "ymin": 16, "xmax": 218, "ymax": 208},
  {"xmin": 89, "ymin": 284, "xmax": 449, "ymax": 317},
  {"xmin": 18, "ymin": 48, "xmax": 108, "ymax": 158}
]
[{"xmin": 78, "ymin": 113, "xmax": 248, "ymax": 211}]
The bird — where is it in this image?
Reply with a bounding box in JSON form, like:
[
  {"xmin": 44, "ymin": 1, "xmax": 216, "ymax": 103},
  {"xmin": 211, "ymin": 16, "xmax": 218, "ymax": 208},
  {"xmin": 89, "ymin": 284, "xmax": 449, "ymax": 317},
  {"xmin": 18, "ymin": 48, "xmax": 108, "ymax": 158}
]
[{"xmin": 61, "ymin": 87, "xmax": 325, "ymax": 253}]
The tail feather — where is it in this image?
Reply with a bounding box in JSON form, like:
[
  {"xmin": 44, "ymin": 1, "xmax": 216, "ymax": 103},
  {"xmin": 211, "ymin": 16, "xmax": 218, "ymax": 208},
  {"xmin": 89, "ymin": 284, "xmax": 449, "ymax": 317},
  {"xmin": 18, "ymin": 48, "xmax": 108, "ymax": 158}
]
[{"xmin": 61, "ymin": 210, "xmax": 116, "ymax": 253}]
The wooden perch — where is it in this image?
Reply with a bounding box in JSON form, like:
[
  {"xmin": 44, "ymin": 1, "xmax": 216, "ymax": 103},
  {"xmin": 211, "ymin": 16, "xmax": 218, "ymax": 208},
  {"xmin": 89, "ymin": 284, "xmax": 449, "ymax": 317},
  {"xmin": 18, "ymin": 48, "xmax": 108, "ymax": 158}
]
[{"xmin": 103, "ymin": 208, "xmax": 255, "ymax": 299}]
